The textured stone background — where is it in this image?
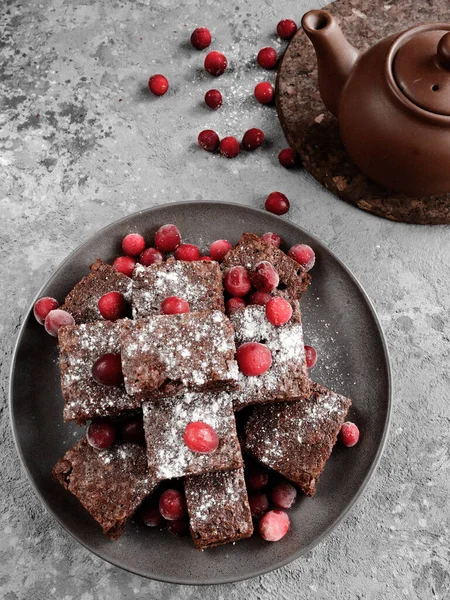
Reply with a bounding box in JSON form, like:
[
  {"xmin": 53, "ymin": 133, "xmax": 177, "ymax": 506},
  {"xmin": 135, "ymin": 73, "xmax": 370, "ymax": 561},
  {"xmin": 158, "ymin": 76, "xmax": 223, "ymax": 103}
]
[{"xmin": 1, "ymin": 0, "xmax": 449, "ymax": 598}]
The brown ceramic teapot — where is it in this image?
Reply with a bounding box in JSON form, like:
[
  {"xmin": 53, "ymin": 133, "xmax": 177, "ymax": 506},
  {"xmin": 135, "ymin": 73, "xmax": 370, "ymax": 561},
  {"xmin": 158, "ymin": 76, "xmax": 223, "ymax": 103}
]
[{"xmin": 301, "ymin": 10, "xmax": 450, "ymax": 196}]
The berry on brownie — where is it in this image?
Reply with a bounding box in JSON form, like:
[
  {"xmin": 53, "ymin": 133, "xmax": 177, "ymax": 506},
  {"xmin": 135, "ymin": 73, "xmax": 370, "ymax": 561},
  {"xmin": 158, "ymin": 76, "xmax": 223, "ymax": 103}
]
[
  {"xmin": 204, "ymin": 51, "xmax": 228, "ymax": 76},
  {"xmin": 148, "ymin": 74, "xmax": 169, "ymax": 96},
  {"xmin": 161, "ymin": 296, "xmax": 190, "ymax": 315},
  {"xmin": 226, "ymin": 297, "xmax": 247, "ymax": 314},
  {"xmin": 44, "ymin": 309, "xmax": 75, "ymax": 336},
  {"xmin": 250, "ymin": 261, "xmax": 279, "ymax": 293},
  {"xmin": 249, "ymin": 291, "xmax": 271, "ymax": 306},
  {"xmin": 122, "ymin": 233, "xmax": 145, "ymax": 257},
  {"xmin": 174, "ymin": 243, "xmax": 201, "ymax": 261},
  {"xmin": 339, "ymin": 422, "xmax": 360, "ymax": 447},
  {"xmin": 113, "ymin": 256, "xmax": 136, "ymax": 277},
  {"xmin": 257, "ymin": 47, "xmax": 278, "ymax": 69},
  {"xmin": 98, "ymin": 291, "xmax": 127, "ymax": 321},
  {"xmin": 198, "ymin": 129, "xmax": 220, "ymax": 152},
  {"xmin": 87, "ymin": 418, "xmax": 116, "ymax": 449},
  {"xmin": 261, "ymin": 232, "xmax": 282, "ymax": 248},
  {"xmin": 204, "ymin": 89, "xmax": 222, "ymax": 110},
  {"xmin": 265, "ymin": 296, "xmax": 293, "ymax": 326},
  {"xmin": 254, "ymin": 81, "xmax": 274, "ymax": 104},
  {"xmin": 265, "ymin": 192, "xmax": 290, "ymax": 216},
  {"xmin": 34, "ymin": 297, "xmax": 59, "ymax": 325},
  {"xmin": 236, "ymin": 342, "xmax": 272, "ymax": 376},
  {"xmin": 191, "ymin": 27, "xmax": 212, "ymax": 50},
  {"xmin": 184, "ymin": 421, "xmax": 219, "ymax": 454},
  {"xmin": 154, "ymin": 224, "xmax": 181, "ymax": 253},
  {"xmin": 224, "ymin": 265, "xmax": 251, "ymax": 297},
  {"xmin": 139, "ymin": 247, "xmax": 164, "ymax": 266}
]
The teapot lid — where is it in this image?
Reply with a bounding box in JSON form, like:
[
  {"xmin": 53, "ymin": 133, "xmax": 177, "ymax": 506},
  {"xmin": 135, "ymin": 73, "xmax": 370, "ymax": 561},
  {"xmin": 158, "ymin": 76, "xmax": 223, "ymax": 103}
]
[{"xmin": 394, "ymin": 30, "xmax": 450, "ymax": 116}]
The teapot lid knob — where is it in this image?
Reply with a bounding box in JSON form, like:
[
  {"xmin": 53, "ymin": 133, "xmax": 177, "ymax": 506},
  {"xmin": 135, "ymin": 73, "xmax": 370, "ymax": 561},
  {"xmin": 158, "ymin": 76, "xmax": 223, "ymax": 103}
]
[{"xmin": 437, "ymin": 32, "xmax": 450, "ymax": 70}]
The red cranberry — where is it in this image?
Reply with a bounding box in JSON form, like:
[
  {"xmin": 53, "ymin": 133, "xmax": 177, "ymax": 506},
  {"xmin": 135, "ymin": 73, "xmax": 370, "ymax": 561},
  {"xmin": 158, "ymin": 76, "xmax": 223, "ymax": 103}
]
[
  {"xmin": 204, "ymin": 89, "xmax": 222, "ymax": 110},
  {"xmin": 261, "ymin": 232, "xmax": 282, "ymax": 248},
  {"xmin": 288, "ymin": 244, "xmax": 315, "ymax": 271},
  {"xmin": 141, "ymin": 502, "xmax": 164, "ymax": 527},
  {"xmin": 249, "ymin": 492, "xmax": 269, "ymax": 520},
  {"xmin": 220, "ymin": 136, "xmax": 240, "ymax": 158},
  {"xmin": 226, "ymin": 297, "xmax": 247, "ymax": 314},
  {"xmin": 184, "ymin": 421, "xmax": 219, "ymax": 453},
  {"xmin": 199, "ymin": 256, "xmax": 212, "ymax": 261},
  {"xmin": 250, "ymin": 261, "xmax": 279, "ymax": 293},
  {"xmin": 174, "ymin": 243, "xmax": 201, "ymax": 261},
  {"xmin": 266, "ymin": 297, "xmax": 292, "ymax": 326},
  {"xmin": 122, "ymin": 233, "xmax": 145, "ymax": 257},
  {"xmin": 270, "ymin": 481, "xmax": 297, "ymax": 509},
  {"xmin": 140, "ymin": 247, "xmax": 164, "ymax": 266},
  {"xmin": 154, "ymin": 224, "xmax": 181, "ymax": 253},
  {"xmin": 224, "ymin": 266, "xmax": 251, "ymax": 297},
  {"xmin": 190, "ymin": 26, "xmax": 212, "ymax": 50},
  {"xmin": 265, "ymin": 191, "xmax": 290, "ymax": 215},
  {"xmin": 161, "ymin": 296, "xmax": 190, "ymax": 315},
  {"xmin": 259, "ymin": 510, "xmax": 290, "ymax": 541},
  {"xmin": 148, "ymin": 74, "xmax": 169, "ymax": 96},
  {"xmin": 277, "ymin": 19, "xmax": 297, "ymax": 40},
  {"xmin": 278, "ymin": 147, "xmax": 297, "ymax": 169},
  {"xmin": 87, "ymin": 418, "xmax": 116, "ymax": 450},
  {"xmin": 339, "ymin": 422, "xmax": 360, "ymax": 447},
  {"xmin": 249, "ymin": 291, "xmax": 271, "ymax": 306},
  {"xmin": 98, "ymin": 291, "xmax": 126, "ymax": 321},
  {"xmin": 167, "ymin": 518, "xmax": 189, "ymax": 537},
  {"xmin": 113, "ymin": 256, "xmax": 136, "ymax": 277},
  {"xmin": 44, "ymin": 309, "xmax": 75, "ymax": 336},
  {"xmin": 34, "ymin": 297, "xmax": 59, "ymax": 325},
  {"xmin": 304, "ymin": 345, "xmax": 317, "ymax": 369},
  {"xmin": 92, "ymin": 353, "xmax": 124, "ymax": 386},
  {"xmin": 242, "ymin": 128, "xmax": 264, "ymax": 151},
  {"xmin": 236, "ymin": 342, "xmax": 272, "ymax": 376},
  {"xmin": 245, "ymin": 466, "xmax": 269, "ymax": 490},
  {"xmin": 204, "ymin": 51, "xmax": 228, "ymax": 76},
  {"xmin": 209, "ymin": 239, "xmax": 232, "ymax": 261},
  {"xmin": 257, "ymin": 47, "xmax": 278, "ymax": 69},
  {"xmin": 198, "ymin": 129, "xmax": 220, "ymax": 152},
  {"xmin": 159, "ymin": 489, "xmax": 187, "ymax": 521},
  {"xmin": 254, "ymin": 81, "xmax": 274, "ymax": 104},
  {"xmin": 120, "ymin": 417, "xmax": 145, "ymax": 444}
]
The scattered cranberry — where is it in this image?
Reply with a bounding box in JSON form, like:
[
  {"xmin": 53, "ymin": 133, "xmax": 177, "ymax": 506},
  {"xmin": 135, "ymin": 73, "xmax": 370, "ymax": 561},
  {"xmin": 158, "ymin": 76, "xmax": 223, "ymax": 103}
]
[
  {"xmin": 98, "ymin": 291, "xmax": 126, "ymax": 321},
  {"xmin": 257, "ymin": 47, "xmax": 278, "ymax": 69},
  {"xmin": 259, "ymin": 510, "xmax": 290, "ymax": 542},
  {"xmin": 199, "ymin": 256, "xmax": 212, "ymax": 261},
  {"xmin": 33, "ymin": 297, "xmax": 59, "ymax": 325},
  {"xmin": 220, "ymin": 136, "xmax": 240, "ymax": 158},
  {"xmin": 226, "ymin": 297, "xmax": 247, "ymax": 314},
  {"xmin": 198, "ymin": 129, "xmax": 220, "ymax": 152},
  {"xmin": 159, "ymin": 489, "xmax": 187, "ymax": 521},
  {"xmin": 261, "ymin": 232, "xmax": 281, "ymax": 248},
  {"xmin": 167, "ymin": 518, "xmax": 189, "ymax": 537},
  {"xmin": 154, "ymin": 224, "xmax": 181, "ymax": 253},
  {"xmin": 266, "ymin": 296, "xmax": 292, "ymax": 326},
  {"xmin": 87, "ymin": 418, "xmax": 116, "ymax": 450},
  {"xmin": 224, "ymin": 266, "xmax": 251, "ymax": 297},
  {"xmin": 44, "ymin": 309, "xmax": 75, "ymax": 337},
  {"xmin": 113, "ymin": 256, "xmax": 136, "ymax": 277},
  {"xmin": 92, "ymin": 353, "xmax": 124, "ymax": 386},
  {"xmin": 242, "ymin": 128, "xmax": 264, "ymax": 151},
  {"xmin": 288, "ymin": 244, "xmax": 315, "ymax": 271},
  {"xmin": 148, "ymin": 74, "xmax": 169, "ymax": 96},
  {"xmin": 304, "ymin": 345, "xmax": 317, "ymax": 369},
  {"xmin": 140, "ymin": 247, "xmax": 164, "ymax": 266},
  {"xmin": 339, "ymin": 422, "xmax": 360, "ymax": 447},
  {"xmin": 236, "ymin": 342, "xmax": 272, "ymax": 376},
  {"xmin": 141, "ymin": 502, "xmax": 164, "ymax": 527},
  {"xmin": 249, "ymin": 291, "xmax": 271, "ymax": 306},
  {"xmin": 249, "ymin": 492, "xmax": 270, "ymax": 520},
  {"xmin": 277, "ymin": 19, "xmax": 297, "ymax": 40},
  {"xmin": 270, "ymin": 481, "xmax": 297, "ymax": 509},
  {"xmin": 265, "ymin": 191, "xmax": 290, "ymax": 216},
  {"xmin": 122, "ymin": 233, "xmax": 145, "ymax": 257},
  {"xmin": 278, "ymin": 148, "xmax": 297, "ymax": 169},
  {"xmin": 251, "ymin": 261, "xmax": 279, "ymax": 293},
  {"xmin": 209, "ymin": 239, "xmax": 232, "ymax": 261},
  {"xmin": 190, "ymin": 26, "xmax": 212, "ymax": 50},
  {"xmin": 161, "ymin": 296, "xmax": 190, "ymax": 315},
  {"xmin": 120, "ymin": 417, "xmax": 145, "ymax": 444},
  {"xmin": 184, "ymin": 421, "xmax": 219, "ymax": 453},
  {"xmin": 204, "ymin": 88, "xmax": 222, "ymax": 110},
  {"xmin": 204, "ymin": 51, "xmax": 228, "ymax": 76},
  {"xmin": 245, "ymin": 466, "xmax": 269, "ymax": 490},
  {"xmin": 254, "ymin": 81, "xmax": 274, "ymax": 104},
  {"xmin": 174, "ymin": 243, "xmax": 201, "ymax": 261}
]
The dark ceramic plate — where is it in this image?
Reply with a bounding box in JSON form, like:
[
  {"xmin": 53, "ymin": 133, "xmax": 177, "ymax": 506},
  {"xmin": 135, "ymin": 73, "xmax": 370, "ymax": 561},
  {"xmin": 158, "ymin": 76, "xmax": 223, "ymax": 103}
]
[{"xmin": 10, "ymin": 202, "xmax": 391, "ymax": 585}]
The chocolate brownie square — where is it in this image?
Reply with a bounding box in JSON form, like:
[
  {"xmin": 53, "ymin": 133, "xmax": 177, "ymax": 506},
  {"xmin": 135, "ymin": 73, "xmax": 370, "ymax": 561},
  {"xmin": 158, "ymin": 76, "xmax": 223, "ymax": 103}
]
[
  {"xmin": 59, "ymin": 320, "xmax": 140, "ymax": 422},
  {"xmin": 142, "ymin": 390, "xmax": 243, "ymax": 480},
  {"xmin": 120, "ymin": 311, "xmax": 239, "ymax": 399},
  {"xmin": 185, "ymin": 468, "xmax": 253, "ymax": 550},
  {"xmin": 222, "ymin": 232, "xmax": 311, "ymax": 300},
  {"xmin": 229, "ymin": 303, "xmax": 310, "ymax": 410},
  {"xmin": 53, "ymin": 439, "xmax": 157, "ymax": 539},
  {"xmin": 132, "ymin": 259, "xmax": 225, "ymax": 318},
  {"xmin": 244, "ymin": 381, "xmax": 352, "ymax": 496},
  {"xmin": 61, "ymin": 259, "xmax": 132, "ymax": 324}
]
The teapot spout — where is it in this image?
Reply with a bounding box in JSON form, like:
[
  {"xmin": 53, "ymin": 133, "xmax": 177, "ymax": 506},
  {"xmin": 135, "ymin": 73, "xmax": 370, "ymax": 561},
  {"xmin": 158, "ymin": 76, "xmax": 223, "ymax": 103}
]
[{"xmin": 302, "ymin": 10, "xmax": 359, "ymax": 116}]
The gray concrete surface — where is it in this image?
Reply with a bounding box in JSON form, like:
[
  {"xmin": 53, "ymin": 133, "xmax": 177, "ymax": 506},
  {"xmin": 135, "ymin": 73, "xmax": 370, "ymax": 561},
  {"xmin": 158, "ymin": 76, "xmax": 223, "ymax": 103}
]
[{"xmin": 1, "ymin": 0, "xmax": 449, "ymax": 598}]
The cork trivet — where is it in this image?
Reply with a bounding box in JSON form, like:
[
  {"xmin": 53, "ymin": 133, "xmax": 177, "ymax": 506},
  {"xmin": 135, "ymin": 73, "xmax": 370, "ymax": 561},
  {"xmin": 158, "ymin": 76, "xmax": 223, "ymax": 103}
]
[{"xmin": 276, "ymin": 0, "xmax": 450, "ymax": 224}]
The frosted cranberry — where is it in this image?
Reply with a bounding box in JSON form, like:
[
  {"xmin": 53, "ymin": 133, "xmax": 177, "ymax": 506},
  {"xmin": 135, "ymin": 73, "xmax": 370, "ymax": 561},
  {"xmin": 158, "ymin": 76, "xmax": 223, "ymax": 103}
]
[
  {"xmin": 159, "ymin": 489, "xmax": 187, "ymax": 521},
  {"xmin": 265, "ymin": 191, "xmax": 290, "ymax": 215},
  {"xmin": 261, "ymin": 232, "xmax": 282, "ymax": 248},
  {"xmin": 184, "ymin": 421, "xmax": 219, "ymax": 453},
  {"xmin": 251, "ymin": 261, "xmax": 279, "ymax": 292},
  {"xmin": 122, "ymin": 233, "xmax": 145, "ymax": 257},
  {"xmin": 161, "ymin": 296, "xmax": 190, "ymax": 315},
  {"xmin": 226, "ymin": 297, "xmax": 247, "ymax": 314},
  {"xmin": 87, "ymin": 418, "xmax": 116, "ymax": 450},
  {"xmin": 249, "ymin": 492, "xmax": 269, "ymax": 519},
  {"xmin": 204, "ymin": 51, "xmax": 228, "ymax": 76},
  {"xmin": 304, "ymin": 345, "xmax": 317, "ymax": 369},
  {"xmin": 242, "ymin": 128, "xmax": 264, "ymax": 151},
  {"xmin": 249, "ymin": 291, "xmax": 271, "ymax": 306},
  {"xmin": 92, "ymin": 353, "xmax": 124, "ymax": 386},
  {"xmin": 277, "ymin": 19, "xmax": 297, "ymax": 40},
  {"xmin": 259, "ymin": 510, "xmax": 290, "ymax": 541},
  {"xmin": 288, "ymin": 244, "xmax": 316, "ymax": 271},
  {"xmin": 236, "ymin": 342, "xmax": 272, "ymax": 376},
  {"xmin": 120, "ymin": 417, "xmax": 145, "ymax": 444},
  {"xmin": 34, "ymin": 297, "xmax": 59, "ymax": 325},
  {"xmin": 174, "ymin": 243, "xmax": 201, "ymax": 261},
  {"xmin": 44, "ymin": 309, "xmax": 75, "ymax": 336},
  {"xmin": 278, "ymin": 147, "xmax": 297, "ymax": 169},
  {"xmin": 224, "ymin": 266, "xmax": 251, "ymax": 297},
  {"xmin": 339, "ymin": 422, "xmax": 360, "ymax": 447},
  {"xmin": 154, "ymin": 224, "xmax": 181, "ymax": 253},
  {"xmin": 270, "ymin": 481, "xmax": 297, "ymax": 509},
  {"xmin": 141, "ymin": 502, "xmax": 164, "ymax": 527},
  {"xmin": 198, "ymin": 129, "xmax": 220, "ymax": 152},
  {"xmin": 199, "ymin": 256, "xmax": 212, "ymax": 261},
  {"xmin": 113, "ymin": 256, "xmax": 136, "ymax": 277},
  {"xmin": 254, "ymin": 81, "xmax": 274, "ymax": 104},
  {"xmin": 140, "ymin": 247, "xmax": 164, "ymax": 266},
  {"xmin": 220, "ymin": 136, "xmax": 240, "ymax": 158},
  {"xmin": 167, "ymin": 518, "xmax": 189, "ymax": 537},
  {"xmin": 266, "ymin": 297, "xmax": 292, "ymax": 326},
  {"xmin": 98, "ymin": 291, "xmax": 126, "ymax": 321},
  {"xmin": 148, "ymin": 74, "xmax": 169, "ymax": 96},
  {"xmin": 257, "ymin": 47, "xmax": 278, "ymax": 69},
  {"xmin": 204, "ymin": 89, "xmax": 222, "ymax": 110},
  {"xmin": 191, "ymin": 26, "xmax": 212, "ymax": 50},
  {"xmin": 245, "ymin": 466, "xmax": 269, "ymax": 490},
  {"xmin": 209, "ymin": 239, "xmax": 232, "ymax": 261}
]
